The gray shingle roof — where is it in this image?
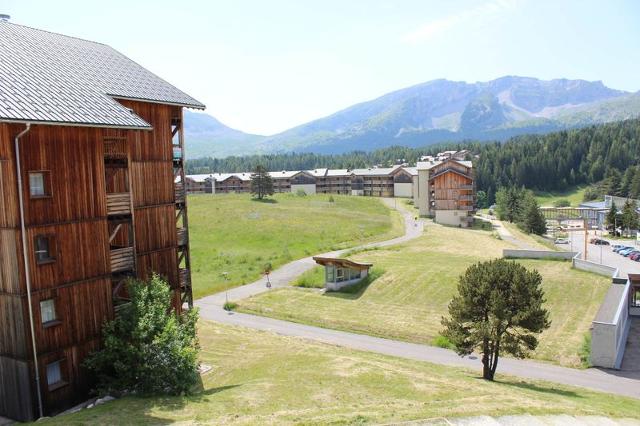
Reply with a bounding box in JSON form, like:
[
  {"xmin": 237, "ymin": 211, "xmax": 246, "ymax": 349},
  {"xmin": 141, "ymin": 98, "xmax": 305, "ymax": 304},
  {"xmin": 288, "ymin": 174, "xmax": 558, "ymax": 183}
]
[{"xmin": 0, "ymin": 22, "xmax": 205, "ymax": 129}]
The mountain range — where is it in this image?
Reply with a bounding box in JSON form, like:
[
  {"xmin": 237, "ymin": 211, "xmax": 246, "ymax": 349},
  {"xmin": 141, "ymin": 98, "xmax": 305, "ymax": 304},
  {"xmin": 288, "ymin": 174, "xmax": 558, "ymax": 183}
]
[{"xmin": 184, "ymin": 76, "xmax": 640, "ymax": 158}]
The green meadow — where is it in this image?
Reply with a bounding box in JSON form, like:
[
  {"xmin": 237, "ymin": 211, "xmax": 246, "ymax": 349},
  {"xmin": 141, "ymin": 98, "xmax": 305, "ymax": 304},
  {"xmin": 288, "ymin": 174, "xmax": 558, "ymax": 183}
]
[
  {"xmin": 239, "ymin": 224, "xmax": 609, "ymax": 368},
  {"xmin": 43, "ymin": 322, "xmax": 640, "ymax": 425},
  {"xmin": 188, "ymin": 193, "xmax": 403, "ymax": 298}
]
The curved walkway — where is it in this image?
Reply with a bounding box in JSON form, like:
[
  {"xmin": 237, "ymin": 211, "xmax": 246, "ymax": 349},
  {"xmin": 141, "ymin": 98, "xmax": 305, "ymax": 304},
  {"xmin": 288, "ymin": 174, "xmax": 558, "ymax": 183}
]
[
  {"xmin": 195, "ymin": 201, "xmax": 640, "ymax": 400},
  {"xmin": 196, "ymin": 198, "xmax": 423, "ymax": 306}
]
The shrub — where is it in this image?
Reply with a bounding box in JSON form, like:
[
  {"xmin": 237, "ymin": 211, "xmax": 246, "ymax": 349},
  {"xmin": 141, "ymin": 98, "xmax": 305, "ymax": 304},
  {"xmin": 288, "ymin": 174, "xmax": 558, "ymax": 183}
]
[
  {"xmin": 328, "ymin": 195, "xmax": 335, "ymax": 203},
  {"xmin": 85, "ymin": 275, "xmax": 200, "ymax": 396},
  {"xmin": 554, "ymin": 199, "xmax": 571, "ymax": 207},
  {"xmin": 224, "ymin": 301, "xmax": 238, "ymax": 311},
  {"xmin": 433, "ymin": 334, "xmax": 456, "ymax": 350},
  {"xmin": 579, "ymin": 333, "xmax": 592, "ymax": 368},
  {"xmin": 296, "ymin": 189, "xmax": 307, "ymax": 197}
]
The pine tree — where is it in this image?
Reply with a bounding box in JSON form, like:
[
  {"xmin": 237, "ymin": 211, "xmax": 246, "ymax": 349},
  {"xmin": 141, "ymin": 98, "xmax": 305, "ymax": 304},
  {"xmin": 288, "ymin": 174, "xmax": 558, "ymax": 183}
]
[
  {"xmin": 630, "ymin": 168, "xmax": 640, "ymax": 199},
  {"xmin": 250, "ymin": 165, "xmax": 274, "ymax": 199},
  {"xmin": 620, "ymin": 167, "xmax": 636, "ymax": 197},
  {"xmin": 519, "ymin": 196, "xmax": 547, "ymax": 235},
  {"xmin": 442, "ymin": 259, "xmax": 550, "ymax": 381},
  {"xmin": 606, "ymin": 202, "xmax": 618, "ymax": 233},
  {"xmin": 621, "ymin": 199, "xmax": 639, "ymax": 236},
  {"xmin": 603, "ymin": 167, "xmax": 622, "ymax": 196}
]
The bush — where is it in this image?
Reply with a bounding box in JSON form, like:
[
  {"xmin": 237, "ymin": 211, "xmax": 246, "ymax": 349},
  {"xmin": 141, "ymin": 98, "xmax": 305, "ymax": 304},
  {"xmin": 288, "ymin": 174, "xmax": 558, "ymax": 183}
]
[
  {"xmin": 296, "ymin": 189, "xmax": 307, "ymax": 197},
  {"xmin": 583, "ymin": 186, "xmax": 601, "ymax": 202},
  {"xmin": 579, "ymin": 333, "xmax": 592, "ymax": 368},
  {"xmin": 433, "ymin": 334, "xmax": 456, "ymax": 350},
  {"xmin": 554, "ymin": 199, "xmax": 571, "ymax": 207},
  {"xmin": 84, "ymin": 275, "xmax": 200, "ymax": 396},
  {"xmin": 328, "ymin": 195, "xmax": 335, "ymax": 203},
  {"xmin": 223, "ymin": 301, "xmax": 238, "ymax": 311}
]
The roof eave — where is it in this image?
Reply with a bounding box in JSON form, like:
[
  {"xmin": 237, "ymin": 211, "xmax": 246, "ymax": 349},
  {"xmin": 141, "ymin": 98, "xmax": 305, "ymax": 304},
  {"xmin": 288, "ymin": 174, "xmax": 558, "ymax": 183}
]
[
  {"xmin": 0, "ymin": 118, "xmax": 152, "ymax": 130},
  {"xmin": 111, "ymin": 95, "xmax": 206, "ymax": 110}
]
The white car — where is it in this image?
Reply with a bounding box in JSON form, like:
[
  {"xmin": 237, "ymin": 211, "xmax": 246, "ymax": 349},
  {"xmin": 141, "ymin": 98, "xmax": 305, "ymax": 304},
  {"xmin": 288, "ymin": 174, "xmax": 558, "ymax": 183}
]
[{"xmin": 554, "ymin": 238, "xmax": 569, "ymax": 244}]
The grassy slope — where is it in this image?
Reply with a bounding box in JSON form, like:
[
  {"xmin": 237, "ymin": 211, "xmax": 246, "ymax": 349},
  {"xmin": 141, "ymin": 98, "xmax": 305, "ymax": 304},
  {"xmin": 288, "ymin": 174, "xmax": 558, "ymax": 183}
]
[
  {"xmin": 45, "ymin": 322, "xmax": 640, "ymax": 425},
  {"xmin": 189, "ymin": 193, "xmax": 403, "ymax": 299},
  {"xmin": 239, "ymin": 224, "xmax": 609, "ymax": 367},
  {"xmin": 534, "ymin": 185, "xmax": 588, "ymax": 207}
]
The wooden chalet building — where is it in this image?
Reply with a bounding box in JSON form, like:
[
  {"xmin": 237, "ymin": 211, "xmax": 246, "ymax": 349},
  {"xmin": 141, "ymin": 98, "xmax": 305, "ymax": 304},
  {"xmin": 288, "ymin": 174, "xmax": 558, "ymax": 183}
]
[
  {"xmin": 0, "ymin": 21, "xmax": 204, "ymax": 421},
  {"xmin": 415, "ymin": 158, "xmax": 475, "ymax": 227}
]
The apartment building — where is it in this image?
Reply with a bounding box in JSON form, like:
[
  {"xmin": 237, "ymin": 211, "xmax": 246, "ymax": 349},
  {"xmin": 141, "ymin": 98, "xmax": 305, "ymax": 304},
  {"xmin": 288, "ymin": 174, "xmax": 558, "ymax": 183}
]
[
  {"xmin": 0, "ymin": 21, "xmax": 202, "ymax": 420},
  {"xmin": 415, "ymin": 157, "xmax": 475, "ymax": 227}
]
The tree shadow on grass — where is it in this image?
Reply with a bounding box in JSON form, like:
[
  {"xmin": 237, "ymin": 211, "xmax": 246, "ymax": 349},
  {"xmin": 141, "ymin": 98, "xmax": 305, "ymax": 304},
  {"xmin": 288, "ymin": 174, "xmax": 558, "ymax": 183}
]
[
  {"xmin": 251, "ymin": 197, "xmax": 278, "ymax": 204},
  {"xmin": 490, "ymin": 378, "xmax": 582, "ymax": 398}
]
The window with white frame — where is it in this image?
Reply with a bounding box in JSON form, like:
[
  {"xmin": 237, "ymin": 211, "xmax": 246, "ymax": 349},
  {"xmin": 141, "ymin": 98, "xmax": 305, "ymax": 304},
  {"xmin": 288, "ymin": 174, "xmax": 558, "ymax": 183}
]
[
  {"xmin": 29, "ymin": 171, "xmax": 50, "ymax": 197},
  {"xmin": 46, "ymin": 360, "xmax": 63, "ymax": 388},
  {"xmin": 40, "ymin": 299, "xmax": 57, "ymax": 324},
  {"xmin": 34, "ymin": 235, "xmax": 55, "ymax": 264}
]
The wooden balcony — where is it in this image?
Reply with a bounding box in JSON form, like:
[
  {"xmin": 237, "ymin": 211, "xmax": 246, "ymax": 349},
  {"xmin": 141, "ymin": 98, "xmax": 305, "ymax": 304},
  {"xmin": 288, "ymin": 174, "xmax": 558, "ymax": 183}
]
[
  {"xmin": 179, "ymin": 268, "xmax": 190, "ymax": 289},
  {"xmin": 175, "ymin": 182, "xmax": 186, "ymax": 203},
  {"xmin": 177, "ymin": 227, "xmax": 188, "ymax": 246},
  {"xmin": 104, "ymin": 139, "xmax": 128, "ymax": 160},
  {"xmin": 107, "ymin": 192, "xmax": 131, "ymax": 216},
  {"xmin": 459, "ymin": 195, "xmax": 475, "ymax": 201},
  {"xmin": 110, "ymin": 247, "xmax": 134, "ymax": 273},
  {"xmin": 459, "ymin": 184, "xmax": 474, "ymax": 190}
]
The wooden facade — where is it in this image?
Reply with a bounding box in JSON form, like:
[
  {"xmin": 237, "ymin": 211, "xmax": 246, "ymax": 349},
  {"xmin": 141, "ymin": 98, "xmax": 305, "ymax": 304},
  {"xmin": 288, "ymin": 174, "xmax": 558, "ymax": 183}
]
[
  {"xmin": 428, "ymin": 160, "xmax": 475, "ymax": 226},
  {"xmin": 0, "ymin": 99, "xmax": 193, "ymax": 421}
]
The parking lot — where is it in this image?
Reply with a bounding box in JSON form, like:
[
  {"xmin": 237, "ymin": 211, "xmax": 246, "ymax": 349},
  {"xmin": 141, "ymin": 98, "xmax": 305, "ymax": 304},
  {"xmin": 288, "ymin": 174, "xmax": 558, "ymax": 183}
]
[{"xmin": 555, "ymin": 230, "xmax": 640, "ymax": 278}]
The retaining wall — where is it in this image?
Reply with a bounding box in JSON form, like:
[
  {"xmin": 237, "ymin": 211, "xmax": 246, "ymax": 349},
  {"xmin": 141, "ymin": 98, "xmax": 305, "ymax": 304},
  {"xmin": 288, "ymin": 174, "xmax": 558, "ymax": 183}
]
[{"xmin": 502, "ymin": 249, "xmax": 577, "ymax": 260}]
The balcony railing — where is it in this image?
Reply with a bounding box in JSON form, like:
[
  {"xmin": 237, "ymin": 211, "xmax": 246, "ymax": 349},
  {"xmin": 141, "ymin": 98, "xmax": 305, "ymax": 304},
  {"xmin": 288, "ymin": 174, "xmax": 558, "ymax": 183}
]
[
  {"xmin": 175, "ymin": 182, "xmax": 186, "ymax": 203},
  {"xmin": 107, "ymin": 192, "xmax": 131, "ymax": 216},
  {"xmin": 110, "ymin": 247, "xmax": 134, "ymax": 273},
  {"xmin": 179, "ymin": 268, "xmax": 190, "ymax": 289},
  {"xmin": 177, "ymin": 228, "xmax": 188, "ymax": 246},
  {"xmin": 104, "ymin": 140, "xmax": 128, "ymax": 160},
  {"xmin": 459, "ymin": 184, "xmax": 474, "ymax": 190}
]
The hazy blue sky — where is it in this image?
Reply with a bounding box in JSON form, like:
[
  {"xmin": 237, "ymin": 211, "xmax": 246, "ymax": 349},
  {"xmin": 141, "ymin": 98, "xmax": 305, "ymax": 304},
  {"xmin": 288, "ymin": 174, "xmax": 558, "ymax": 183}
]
[{"xmin": 4, "ymin": 0, "xmax": 639, "ymax": 134}]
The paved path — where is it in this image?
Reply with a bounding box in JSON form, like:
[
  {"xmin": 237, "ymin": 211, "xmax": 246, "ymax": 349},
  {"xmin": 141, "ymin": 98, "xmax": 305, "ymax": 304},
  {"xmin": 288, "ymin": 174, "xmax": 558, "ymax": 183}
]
[
  {"xmin": 198, "ymin": 306, "xmax": 640, "ymax": 400},
  {"xmin": 196, "ymin": 201, "xmax": 640, "ymax": 400},
  {"xmin": 197, "ymin": 198, "xmax": 423, "ymax": 306}
]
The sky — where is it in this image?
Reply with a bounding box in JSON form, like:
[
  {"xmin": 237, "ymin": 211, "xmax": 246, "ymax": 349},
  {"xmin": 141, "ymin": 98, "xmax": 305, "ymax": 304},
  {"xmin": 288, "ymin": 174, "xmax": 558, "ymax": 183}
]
[{"xmin": 4, "ymin": 0, "xmax": 640, "ymax": 135}]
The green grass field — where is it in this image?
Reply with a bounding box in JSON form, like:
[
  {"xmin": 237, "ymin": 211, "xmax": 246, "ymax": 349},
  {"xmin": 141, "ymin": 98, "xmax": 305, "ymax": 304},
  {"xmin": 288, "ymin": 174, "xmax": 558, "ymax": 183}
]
[
  {"xmin": 44, "ymin": 321, "xmax": 640, "ymax": 425},
  {"xmin": 188, "ymin": 193, "xmax": 403, "ymax": 299},
  {"xmin": 238, "ymin": 224, "xmax": 609, "ymax": 367},
  {"xmin": 534, "ymin": 185, "xmax": 588, "ymax": 207}
]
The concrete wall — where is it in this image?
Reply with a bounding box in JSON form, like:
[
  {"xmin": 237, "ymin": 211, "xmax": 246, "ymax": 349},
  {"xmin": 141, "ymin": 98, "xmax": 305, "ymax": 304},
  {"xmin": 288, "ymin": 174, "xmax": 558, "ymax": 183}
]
[
  {"xmin": 591, "ymin": 280, "xmax": 631, "ymax": 369},
  {"xmin": 572, "ymin": 258, "xmax": 618, "ymax": 277},
  {"xmin": 325, "ymin": 269, "xmax": 368, "ymax": 292},
  {"xmin": 291, "ymin": 184, "xmax": 316, "ymax": 195},
  {"xmin": 393, "ymin": 182, "xmax": 413, "ymax": 198},
  {"xmin": 503, "ymin": 249, "xmax": 578, "ymax": 260},
  {"xmin": 435, "ymin": 210, "xmax": 464, "ymax": 226},
  {"xmin": 417, "ymin": 169, "xmax": 429, "ymax": 216}
]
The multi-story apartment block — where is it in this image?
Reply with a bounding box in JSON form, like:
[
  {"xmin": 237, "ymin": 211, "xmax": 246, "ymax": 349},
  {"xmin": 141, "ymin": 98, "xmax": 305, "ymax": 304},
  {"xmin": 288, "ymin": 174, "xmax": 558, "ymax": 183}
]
[{"xmin": 0, "ymin": 21, "xmax": 202, "ymax": 421}]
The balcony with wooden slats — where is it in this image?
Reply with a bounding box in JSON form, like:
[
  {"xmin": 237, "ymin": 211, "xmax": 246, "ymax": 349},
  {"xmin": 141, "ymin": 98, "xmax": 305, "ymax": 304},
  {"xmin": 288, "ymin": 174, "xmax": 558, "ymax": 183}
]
[
  {"xmin": 110, "ymin": 247, "xmax": 134, "ymax": 273},
  {"xmin": 177, "ymin": 227, "xmax": 188, "ymax": 246},
  {"xmin": 106, "ymin": 192, "xmax": 132, "ymax": 216},
  {"xmin": 104, "ymin": 139, "xmax": 128, "ymax": 160},
  {"xmin": 175, "ymin": 182, "xmax": 186, "ymax": 203},
  {"xmin": 179, "ymin": 268, "xmax": 190, "ymax": 289},
  {"xmin": 459, "ymin": 184, "xmax": 474, "ymax": 190}
]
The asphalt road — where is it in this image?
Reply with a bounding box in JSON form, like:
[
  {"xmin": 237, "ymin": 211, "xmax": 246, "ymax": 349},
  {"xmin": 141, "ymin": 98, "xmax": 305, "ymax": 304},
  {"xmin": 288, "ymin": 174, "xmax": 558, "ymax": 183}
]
[{"xmin": 196, "ymin": 202, "xmax": 640, "ymax": 399}]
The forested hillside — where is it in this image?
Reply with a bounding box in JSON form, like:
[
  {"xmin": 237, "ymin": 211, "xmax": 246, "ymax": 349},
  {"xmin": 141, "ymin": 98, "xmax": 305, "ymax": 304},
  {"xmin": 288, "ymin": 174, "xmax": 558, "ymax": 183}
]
[{"xmin": 187, "ymin": 119, "xmax": 640, "ymax": 203}]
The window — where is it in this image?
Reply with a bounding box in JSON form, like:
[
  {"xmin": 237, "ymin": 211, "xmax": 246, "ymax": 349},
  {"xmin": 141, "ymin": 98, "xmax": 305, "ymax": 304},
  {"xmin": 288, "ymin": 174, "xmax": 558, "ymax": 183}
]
[
  {"xmin": 29, "ymin": 171, "xmax": 50, "ymax": 198},
  {"xmin": 633, "ymin": 288, "xmax": 640, "ymax": 307},
  {"xmin": 34, "ymin": 235, "xmax": 55, "ymax": 264},
  {"xmin": 46, "ymin": 360, "xmax": 65, "ymax": 389},
  {"xmin": 40, "ymin": 299, "xmax": 57, "ymax": 324},
  {"xmin": 326, "ymin": 266, "xmax": 335, "ymax": 283},
  {"xmin": 336, "ymin": 268, "xmax": 345, "ymax": 282}
]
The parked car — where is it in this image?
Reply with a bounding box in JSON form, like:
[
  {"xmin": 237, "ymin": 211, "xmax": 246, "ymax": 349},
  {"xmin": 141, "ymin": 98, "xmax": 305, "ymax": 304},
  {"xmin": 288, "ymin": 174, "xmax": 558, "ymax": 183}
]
[
  {"xmin": 619, "ymin": 248, "xmax": 636, "ymax": 256},
  {"xmin": 554, "ymin": 238, "xmax": 569, "ymax": 245},
  {"xmin": 614, "ymin": 246, "xmax": 632, "ymax": 253},
  {"xmin": 629, "ymin": 252, "xmax": 640, "ymax": 261},
  {"xmin": 589, "ymin": 238, "xmax": 610, "ymax": 245},
  {"xmin": 623, "ymin": 250, "xmax": 640, "ymax": 258},
  {"xmin": 612, "ymin": 244, "xmax": 625, "ymax": 251}
]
